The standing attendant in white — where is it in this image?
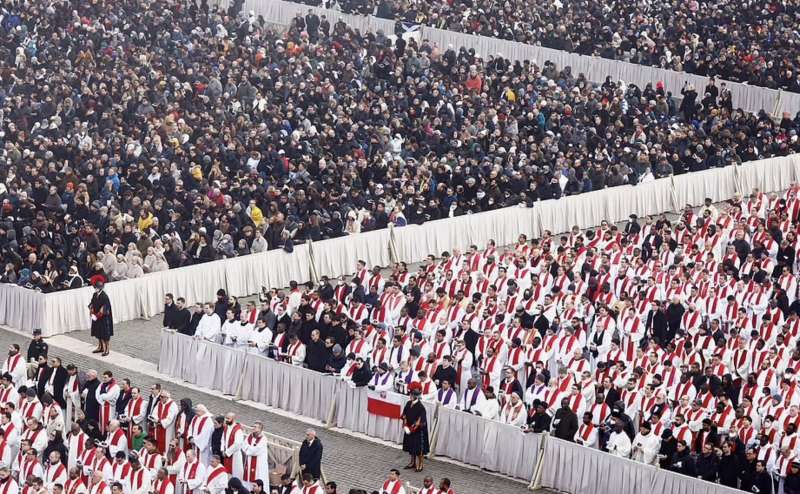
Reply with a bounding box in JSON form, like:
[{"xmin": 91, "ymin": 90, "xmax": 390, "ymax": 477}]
[
  {"xmin": 574, "ymin": 413, "xmax": 599, "ymax": 449},
  {"xmin": 89, "ymin": 472, "xmax": 111, "ymax": 494},
  {"xmin": 96, "ymin": 372, "xmax": 120, "ymax": 435},
  {"xmin": 2, "ymin": 346, "xmax": 26, "ymax": 388},
  {"xmin": 200, "ymin": 456, "xmax": 227, "ymax": 494},
  {"xmin": 241, "ymin": 422, "xmax": 269, "ymax": 491},
  {"xmin": 187, "ymin": 406, "xmax": 214, "ymax": 466},
  {"xmin": 607, "ymin": 420, "xmax": 632, "ymax": 458},
  {"xmin": 0, "ymin": 467, "xmax": 18, "ymax": 494},
  {"xmin": 379, "ymin": 469, "xmax": 406, "ymax": 494},
  {"xmin": 631, "ymin": 422, "xmax": 661, "ymax": 465},
  {"xmin": 177, "ymin": 450, "xmax": 205, "ymax": 494},
  {"xmin": 221, "ymin": 414, "xmax": 244, "ymax": 481},
  {"xmin": 44, "ymin": 451, "xmax": 67, "ymax": 492}
]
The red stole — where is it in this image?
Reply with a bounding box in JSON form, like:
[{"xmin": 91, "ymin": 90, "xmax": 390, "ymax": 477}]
[
  {"xmin": 222, "ymin": 424, "xmax": 242, "ymax": 473},
  {"xmin": 244, "ymin": 434, "xmax": 263, "ymax": 482}
]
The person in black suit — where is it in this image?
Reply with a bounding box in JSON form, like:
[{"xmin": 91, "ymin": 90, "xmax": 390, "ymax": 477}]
[
  {"xmin": 276, "ymin": 474, "xmax": 294, "ymax": 494},
  {"xmin": 187, "ymin": 304, "xmax": 204, "ymax": 336},
  {"xmin": 162, "ymin": 293, "xmax": 178, "ymax": 328},
  {"xmin": 552, "ymin": 398, "xmax": 579, "ymax": 441},
  {"xmin": 351, "ymin": 357, "xmax": 372, "ymax": 387},
  {"xmin": 173, "ymin": 298, "xmax": 192, "ymax": 334},
  {"xmin": 298, "ymin": 429, "xmax": 323, "ymax": 480},
  {"xmin": 36, "ymin": 357, "xmax": 68, "ymax": 407}
]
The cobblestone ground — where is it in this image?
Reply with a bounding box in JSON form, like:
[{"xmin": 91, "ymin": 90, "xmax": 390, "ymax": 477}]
[{"xmin": 3, "ymin": 328, "xmax": 535, "ymax": 494}]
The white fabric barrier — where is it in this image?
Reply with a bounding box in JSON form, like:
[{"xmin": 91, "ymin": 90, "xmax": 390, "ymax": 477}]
[
  {"xmin": 238, "ymin": 352, "xmax": 337, "ymax": 422},
  {"xmin": 539, "ymin": 436, "xmax": 746, "ymax": 494},
  {"xmin": 5, "ymin": 155, "xmax": 800, "ymax": 338},
  {"xmin": 245, "ymin": 0, "xmax": 799, "ymax": 117},
  {"xmin": 433, "ymin": 405, "xmax": 543, "ymax": 480},
  {"xmin": 333, "ymin": 384, "xmax": 437, "ymax": 445}
]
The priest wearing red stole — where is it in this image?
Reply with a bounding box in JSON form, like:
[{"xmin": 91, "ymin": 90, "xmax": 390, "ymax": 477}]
[
  {"xmin": 379, "ymin": 470, "xmax": 406, "ymax": 494},
  {"xmin": 152, "ymin": 468, "xmax": 174, "ymax": 494},
  {"xmin": 96, "ymin": 372, "xmax": 120, "ymax": 435},
  {"xmin": 221, "ymin": 414, "xmax": 244, "ymax": 479},
  {"xmin": 149, "ymin": 392, "xmax": 178, "ymax": 454},
  {"xmin": 178, "ymin": 450, "xmax": 206, "ymax": 494},
  {"xmin": 241, "ymin": 422, "xmax": 269, "ymax": 491}
]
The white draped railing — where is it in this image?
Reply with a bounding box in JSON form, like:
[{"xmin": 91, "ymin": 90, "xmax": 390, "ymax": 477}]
[
  {"xmin": 159, "ymin": 330, "xmax": 540, "ymax": 481},
  {"xmin": 243, "ymin": 0, "xmax": 800, "ymax": 117},
  {"xmin": 160, "ymin": 331, "xmax": 754, "ymax": 493},
  {"xmin": 537, "ymin": 437, "xmax": 746, "ymax": 494},
  {"xmin": 3, "ymin": 154, "xmax": 800, "ymax": 337}
]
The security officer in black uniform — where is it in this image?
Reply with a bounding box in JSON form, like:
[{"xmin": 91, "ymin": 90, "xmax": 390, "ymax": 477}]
[{"xmin": 26, "ymin": 328, "xmax": 49, "ymax": 378}]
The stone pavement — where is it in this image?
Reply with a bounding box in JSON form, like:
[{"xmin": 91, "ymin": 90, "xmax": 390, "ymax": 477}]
[{"xmin": 1, "ymin": 327, "xmax": 533, "ymax": 494}]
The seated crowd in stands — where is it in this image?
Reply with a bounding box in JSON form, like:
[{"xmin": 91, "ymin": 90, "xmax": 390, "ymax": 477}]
[
  {"xmin": 3, "ymin": 0, "xmax": 800, "ymax": 292},
  {"xmin": 307, "ymin": 0, "xmax": 800, "ymax": 92},
  {"xmin": 169, "ymin": 184, "xmax": 800, "ymax": 490}
]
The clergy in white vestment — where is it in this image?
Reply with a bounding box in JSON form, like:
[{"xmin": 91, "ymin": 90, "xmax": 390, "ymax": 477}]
[
  {"xmin": 152, "ymin": 468, "xmax": 175, "ymax": 494},
  {"xmin": 177, "ymin": 450, "xmax": 206, "ymax": 494},
  {"xmin": 106, "ymin": 421, "xmax": 127, "ymax": 459},
  {"xmin": 89, "ymin": 472, "xmax": 111, "ymax": 494},
  {"xmin": 499, "ymin": 392, "xmax": 527, "ymax": 427},
  {"xmin": 457, "ymin": 379, "xmax": 486, "ymax": 413},
  {"xmin": 128, "ymin": 457, "xmax": 152, "ymax": 494},
  {"xmin": 187, "ymin": 406, "xmax": 214, "ymax": 466},
  {"xmin": 220, "ymin": 312, "xmax": 242, "ymax": 347},
  {"xmin": 194, "ymin": 306, "xmax": 221, "ymax": 343},
  {"xmin": 435, "ymin": 380, "xmax": 458, "ymax": 410},
  {"xmin": 368, "ymin": 364, "xmax": 394, "ymax": 392},
  {"xmin": 66, "ymin": 424, "xmax": 88, "ymax": 471},
  {"xmin": 241, "ymin": 422, "xmax": 270, "ymax": 491},
  {"xmin": 221, "ymin": 414, "xmax": 244, "ymax": 480},
  {"xmin": 473, "ymin": 389, "xmax": 500, "ymax": 421},
  {"xmin": 164, "ymin": 439, "xmax": 186, "ymax": 489},
  {"xmin": 452, "ymin": 339, "xmax": 474, "ymax": 392},
  {"xmin": 2, "ymin": 346, "xmax": 26, "ymax": 387},
  {"xmin": 607, "ymin": 419, "xmax": 632, "ymax": 458},
  {"xmin": 631, "ymin": 422, "xmax": 661, "ymax": 465},
  {"xmin": 43, "ymin": 451, "xmax": 67, "ymax": 491},
  {"xmin": 201, "ymin": 456, "xmax": 228, "ymax": 494},
  {"xmin": 96, "ymin": 372, "xmax": 121, "ymax": 435},
  {"xmin": 377, "ymin": 469, "xmax": 405, "ymax": 494},
  {"xmin": 574, "ymin": 413, "xmax": 599, "ymax": 449},
  {"xmin": 0, "ymin": 429, "xmax": 12, "ymax": 469},
  {"xmin": 150, "ymin": 392, "xmax": 179, "ymax": 455},
  {"xmin": 0, "ymin": 467, "xmax": 19, "ymax": 494},
  {"xmin": 64, "ymin": 467, "xmax": 88, "ymax": 494},
  {"xmin": 64, "ymin": 366, "xmax": 82, "ymax": 427},
  {"xmin": 246, "ymin": 321, "xmax": 273, "ymax": 356}
]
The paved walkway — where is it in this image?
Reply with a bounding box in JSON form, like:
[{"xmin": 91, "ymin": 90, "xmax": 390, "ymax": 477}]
[{"xmin": 1, "ymin": 327, "xmax": 532, "ymax": 494}]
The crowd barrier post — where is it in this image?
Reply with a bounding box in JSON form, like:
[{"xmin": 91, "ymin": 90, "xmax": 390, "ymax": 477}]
[
  {"xmin": 387, "ymin": 223, "xmax": 400, "ymax": 265},
  {"xmin": 775, "ymin": 90, "xmax": 784, "ymax": 117},
  {"xmin": 324, "ymin": 395, "xmax": 337, "ymax": 429},
  {"xmin": 528, "ymin": 432, "xmax": 548, "ymax": 490},
  {"xmin": 425, "ymin": 402, "xmax": 441, "ymax": 459},
  {"xmin": 307, "ymin": 239, "xmax": 320, "ymax": 285}
]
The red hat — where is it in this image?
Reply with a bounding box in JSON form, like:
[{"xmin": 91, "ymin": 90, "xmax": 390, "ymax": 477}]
[{"xmin": 408, "ymin": 382, "xmax": 422, "ymax": 393}]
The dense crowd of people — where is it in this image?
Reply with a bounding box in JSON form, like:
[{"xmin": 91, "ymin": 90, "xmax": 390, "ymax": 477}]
[
  {"xmin": 0, "ymin": 339, "xmax": 287, "ymax": 494},
  {"xmin": 165, "ymin": 184, "xmax": 800, "ymax": 492},
  {"xmin": 315, "ymin": 0, "xmax": 800, "ymax": 92},
  {"xmin": 0, "ymin": 332, "xmax": 452, "ymax": 494},
  {"xmin": 3, "ymin": 0, "xmax": 800, "ymax": 292}
]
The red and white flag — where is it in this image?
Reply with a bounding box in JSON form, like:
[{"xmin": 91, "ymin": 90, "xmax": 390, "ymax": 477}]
[{"xmin": 366, "ymin": 390, "xmax": 406, "ymax": 419}]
